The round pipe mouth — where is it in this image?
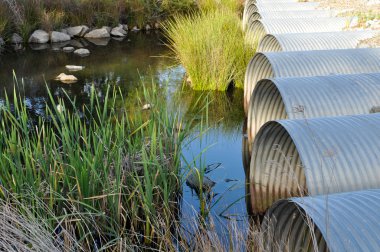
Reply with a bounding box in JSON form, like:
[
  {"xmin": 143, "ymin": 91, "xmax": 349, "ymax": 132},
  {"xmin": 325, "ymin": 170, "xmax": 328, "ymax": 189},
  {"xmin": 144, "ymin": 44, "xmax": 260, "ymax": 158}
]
[
  {"xmin": 244, "ymin": 53, "xmax": 274, "ymax": 115},
  {"xmin": 247, "ymin": 79, "xmax": 287, "ymax": 147},
  {"xmin": 249, "ymin": 121, "xmax": 307, "ymax": 214},
  {"xmin": 262, "ymin": 200, "xmax": 327, "ymax": 251},
  {"xmin": 257, "ymin": 34, "xmax": 283, "ymax": 52}
]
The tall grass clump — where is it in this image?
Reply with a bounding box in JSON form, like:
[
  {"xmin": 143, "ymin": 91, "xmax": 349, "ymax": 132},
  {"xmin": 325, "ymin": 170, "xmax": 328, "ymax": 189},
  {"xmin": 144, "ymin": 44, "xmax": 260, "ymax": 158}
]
[
  {"xmin": 0, "ymin": 81, "xmax": 196, "ymax": 250},
  {"xmin": 164, "ymin": 9, "xmax": 252, "ymax": 91}
]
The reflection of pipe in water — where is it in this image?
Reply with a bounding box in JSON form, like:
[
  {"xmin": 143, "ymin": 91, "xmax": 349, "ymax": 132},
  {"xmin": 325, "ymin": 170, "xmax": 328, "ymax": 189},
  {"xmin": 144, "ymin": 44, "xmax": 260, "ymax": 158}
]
[
  {"xmin": 242, "ymin": 118, "xmax": 251, "ymax": 176},
  {"xmin": 250, "ymin": 113, "xmax": 380, "ymax": 214},
  {"xmin": 263, "ymin": 189, "xmax": 380, "ymax": 251},
  {"xmin": 247, "ymin": 73, "xmax": 380, "ymax": 147}
]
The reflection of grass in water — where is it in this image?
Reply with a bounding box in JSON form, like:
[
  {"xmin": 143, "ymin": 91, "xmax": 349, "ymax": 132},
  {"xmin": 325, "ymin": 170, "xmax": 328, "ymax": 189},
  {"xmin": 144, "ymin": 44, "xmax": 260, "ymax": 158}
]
[{"xmin": 176, "ymin": 86, "xmax": 245, "ymax": 134}]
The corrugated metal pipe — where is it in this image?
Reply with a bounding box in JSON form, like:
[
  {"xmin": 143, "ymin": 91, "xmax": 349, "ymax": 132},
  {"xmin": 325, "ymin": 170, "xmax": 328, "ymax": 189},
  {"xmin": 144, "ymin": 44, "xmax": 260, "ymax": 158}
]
[
  {"xmin": 249, "ymin": 9, "xmax": 334, "ymax": 23},
  {"xmin": 249, "ymin": 113, "xmax": 380, "ymax": 214},
  {"xmin": 244, "ymin": 48, "xmax": 380, "ymax": 114},
  {"xmin": 243, "ymin": 1, "xmax": 312, "ymax": 30},
  {"xmin": 263, "ymin": 189, "xmax": 380, "ymax": 251},
  {"xmin": 245, "ymin": 17, "xmax": 348, "ymax": 48},
  {"xmin": 247, "ymin": 73, "xmax": 380, "ymax": 146},
  {"xmin": 257, "ymin": 30, "xmax": 379, "ymax": 52}
]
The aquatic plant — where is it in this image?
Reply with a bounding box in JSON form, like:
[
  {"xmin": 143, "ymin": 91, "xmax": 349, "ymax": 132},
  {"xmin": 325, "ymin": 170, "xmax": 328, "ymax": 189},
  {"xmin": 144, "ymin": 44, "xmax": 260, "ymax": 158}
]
[
  {"xmin": 0, "ymin": 81, "xmax": 195, "ymax": 249},
  {"xmin": 164, "ymin": 9, "xmax": 253, "ymax": 91}
]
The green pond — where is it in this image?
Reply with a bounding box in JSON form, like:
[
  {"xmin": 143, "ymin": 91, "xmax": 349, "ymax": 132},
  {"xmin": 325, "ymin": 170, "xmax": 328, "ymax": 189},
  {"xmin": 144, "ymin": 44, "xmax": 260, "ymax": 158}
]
[{"xmin": 0, "ymin": 32, "xmax": 249, "ymax": 231}]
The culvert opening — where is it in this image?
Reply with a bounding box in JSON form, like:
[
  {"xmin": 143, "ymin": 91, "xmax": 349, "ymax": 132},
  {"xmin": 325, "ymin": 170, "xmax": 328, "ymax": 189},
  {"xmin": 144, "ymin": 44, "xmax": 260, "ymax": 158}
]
[
  {"xmin": 257, "ymin": 34, "xmax": 283, "ymax": 52},
  {"xmin": 263, "ymin": 201, "xmax": 328, "ymax": 252},
  {"xmin": 244, "ymin": 53, "xmax": 274, "ymax": 114},
  {"xmin": 247, "ymin": 79, "xmax": 287, "ymax": 145},
  {"xmin": 245, "ymin": 19, "xmax": 266, "ymax": 48},
  {"xmin": 249, "ymin": 122, "xmax": 307, "ymax": 214}
]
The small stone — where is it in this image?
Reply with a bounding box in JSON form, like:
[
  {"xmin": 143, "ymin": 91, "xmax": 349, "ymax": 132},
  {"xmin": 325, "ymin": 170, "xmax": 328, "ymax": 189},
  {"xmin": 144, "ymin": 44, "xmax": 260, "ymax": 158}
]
[
  {"xmin": 74, "ymin": 48, "xmax": 90, "ymax": 57},
  {"xmin": 55, "ymin": 73, "xmax": 78, "ymax": 83},
  {"xmin": 132, "ymin": 26, "xmax": 140, "ymax": 32},
  {"xmin": 28, "ymin": 30, "xmax": 49, "ymax": 43},
  {"xmin": 145, "ymin": 24, "xmax": 151, "ymax": 30},
  {"xmin": 65, "ymin": 65, "xmax": 85, "ymax": 71},
  {"xmin": 349, "ymin": 16, "xmax": 359, "ymax": 28},
  {"xmin": 186, "ymin": 168, "xmax": 216, "ymax": 193},
  {"xmin": 66, "ymin": 25, "xmax": 89, "ymax": 37},
  {"xmin": 51, "ymin": 31, "xmax": 71, "ymax": 43},
  {"xmin": 84, "ymin": 28, "xmax": 110, "ymax": 38},
  {"xmin": 142, "ymin": 104, "xmax": 152, "ymax": 110},
  {"xmin": 11, "ymin": 33, "xmax": 23, "ymax": 44},
  {"xmin": 154, "ymin": 22, "xmax": 160, "ymax": 29},
  {"xmin": 63, "ymin": 46, "xmax": 75, "ymax": 52}
]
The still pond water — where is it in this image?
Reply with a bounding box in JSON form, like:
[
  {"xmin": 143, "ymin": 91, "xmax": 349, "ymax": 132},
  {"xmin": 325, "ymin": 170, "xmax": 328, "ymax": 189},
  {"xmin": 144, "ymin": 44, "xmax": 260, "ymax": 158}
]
[{"xmin": 0, "ymin": 32, "xmax": 249, "ymax": 231}]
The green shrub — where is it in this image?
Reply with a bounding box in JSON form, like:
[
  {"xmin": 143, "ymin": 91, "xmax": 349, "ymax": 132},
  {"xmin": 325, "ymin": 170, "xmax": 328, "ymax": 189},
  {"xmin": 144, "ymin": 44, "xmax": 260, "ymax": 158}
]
[{"xmin": 164, "ymin": 9, "xmax": 253, "ymax": 91}]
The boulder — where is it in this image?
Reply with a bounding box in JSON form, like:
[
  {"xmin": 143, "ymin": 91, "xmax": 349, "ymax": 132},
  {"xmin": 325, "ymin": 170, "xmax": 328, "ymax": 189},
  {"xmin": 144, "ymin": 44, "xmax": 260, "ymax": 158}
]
[
  {"xmin": 29, "ymin": 30, "xmax": 49, "ymax": 43},
  {"xmin": 102, "ymin": 26, "xmax": 111, "ymax": 33},
  {"xmin": 29, "ymin": 43, "xmax": 50, "ymax": 50},
  {"xmin": 122, "ymin": 24, "xmax": 129, "ymax": 31},
  {"xmin": 66, "ymin": 26, "xmax": 89, "ymax": 37},
  {"xmin": 51, "ymin": 31, "xmax": 71, "ymax": 43},
  {"xmin": 84, "ymin": 28, "xmax": 110, "ymax": 39},
  {"xmin": 74, "ymin": 48, "xmax": 90, "ymax": 57},
  {"xmin": 86, "ymin": 38, "xmax": 110, "ymax": 46},
  {"xmin": 55, "ymin": 73, "xmax": 78, "ymax": 84},
  {"xmin": 111, "ymin": 26, "xmax": 127, "ymax": 37},
  {"xmin": 63, "ymin": 46, "xmax": 75, "ymax": 52},
  {"xmin": 11, "ymin": 33, "xmax": 23, "ymax": 44}
]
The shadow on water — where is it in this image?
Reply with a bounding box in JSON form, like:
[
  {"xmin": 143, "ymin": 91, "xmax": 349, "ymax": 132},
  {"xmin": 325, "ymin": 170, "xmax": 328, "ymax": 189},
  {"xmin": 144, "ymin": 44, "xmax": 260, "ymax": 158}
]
[{"xmin": 0, "ymin": 32, "xmax": 250, "ymax": 238}]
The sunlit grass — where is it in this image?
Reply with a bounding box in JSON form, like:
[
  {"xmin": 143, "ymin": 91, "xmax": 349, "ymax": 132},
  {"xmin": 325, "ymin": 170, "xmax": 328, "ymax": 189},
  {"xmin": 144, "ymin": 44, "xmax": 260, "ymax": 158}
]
[{"xmin": 164, "ymin": 9, "xmax": 253, "ymax": 91}]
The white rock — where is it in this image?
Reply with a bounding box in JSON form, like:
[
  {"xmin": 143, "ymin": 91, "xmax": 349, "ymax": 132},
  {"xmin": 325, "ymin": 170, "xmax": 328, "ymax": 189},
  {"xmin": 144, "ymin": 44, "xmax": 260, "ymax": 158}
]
[
  {"xmin": 132, "ymin": 26, "xmax": 140, "ymax": 32},
  {"xmin": 55, "ymin": 73, "xmax": 78, "ymax": 83},
  {"xmin": 142, "ymin": 104, "xmax": 152, "ymax": 110},
  {"xmin": 74, "ymin": 48, "xmax": 90, "ymax": 57},
  {"xmin": 154, "ymin": 22, "xmax": 160, "ymax": 29},
  {"xmin": 66, "ymin": 26, "xmax": 89, "ymax": 37},
  {"xmin": 11, "ymin": 33, "xmax": 23, "ymax": 44},
  {"xmin": 102, "ymin": 26, "xmax": 111, "ymax": 33},
  {"xmin": 84, "ymin": 28, "xmax": 110, "ymax": 38},
  {"xmin": 111, "ymin": 26, "xmax": 127, "ymax": 37},
  {"xmin": 51, "ymin": 31, "xmax": 71, "ymax": 43},
  {"xmin": 63, "ymin": 46, "xmax": 75, "ymax": 52},
  {"xmin": 65, "ymin": 65, "xmax": 85, "ymax": 71},
  {"xmin": 349, "ymin": 16, "xmax": 359, "ymax": 28},
  {"xmin": 28, "ymin": 30, "xmax": 49, "ymax": 43},
  {"xmin": 145, "ymin": 24, "xmax": 151, "ymax": 30}
]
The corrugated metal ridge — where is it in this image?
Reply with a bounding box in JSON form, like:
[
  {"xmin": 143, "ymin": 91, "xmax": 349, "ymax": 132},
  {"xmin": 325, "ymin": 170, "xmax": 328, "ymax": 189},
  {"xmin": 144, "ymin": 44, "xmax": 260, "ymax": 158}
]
[
  {"xmin": 247, "ymin": 73, "xmax": 380, "ymax": 146},
  {"xmin": 265, "ymin": 189, "xmax": 380, "ymax": 251},
  {"xmin": 249, "ymin": 10, "xmax": 334, "ymax": 22},
  {"xmin": 250, "ymin": 113, "xmax": 380, "ymax": 213},
  {"xmin": 244, "ymin": 48, "xmax": 380, "ymax": 114},
  {"xmin": 245, "ymin": 17, "xmax": 348, "ymax": 47},
  {"xmin": 258, "ymin": 30, "xmax": 380, "ymax": 52},
  {"xmin": 253, "ymin": 2, "xmax": 320, "ymax": 12}
]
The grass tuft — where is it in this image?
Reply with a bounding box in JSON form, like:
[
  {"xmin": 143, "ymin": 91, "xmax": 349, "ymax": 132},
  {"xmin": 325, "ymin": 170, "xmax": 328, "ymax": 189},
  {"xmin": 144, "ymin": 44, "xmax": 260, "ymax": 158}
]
[{"xmin": 164, "ymin": 9, "xmax": 253, "ymax": 91}]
